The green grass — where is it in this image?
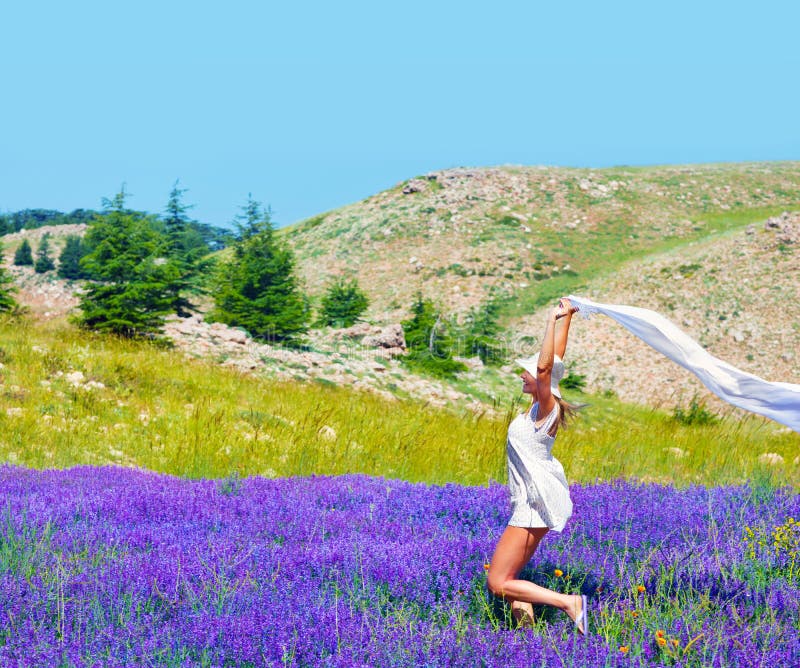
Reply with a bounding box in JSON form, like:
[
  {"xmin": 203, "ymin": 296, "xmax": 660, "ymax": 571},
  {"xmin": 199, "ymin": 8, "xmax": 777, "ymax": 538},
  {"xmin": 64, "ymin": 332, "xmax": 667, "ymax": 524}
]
[
  {"xmin": 0, "ymin": 316, "xmax": 797, "ymax": 487},
  {"xmin": 496, "ymin": 205, "xmax": 794, "ymax": 322}
]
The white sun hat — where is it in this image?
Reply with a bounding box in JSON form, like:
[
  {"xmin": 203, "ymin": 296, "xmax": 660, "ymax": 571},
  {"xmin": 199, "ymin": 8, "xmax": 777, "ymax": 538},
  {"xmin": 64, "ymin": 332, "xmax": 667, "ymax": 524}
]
[{"xmin": 515, "ymin": 353, "xmax": 565, "ymax": 398}]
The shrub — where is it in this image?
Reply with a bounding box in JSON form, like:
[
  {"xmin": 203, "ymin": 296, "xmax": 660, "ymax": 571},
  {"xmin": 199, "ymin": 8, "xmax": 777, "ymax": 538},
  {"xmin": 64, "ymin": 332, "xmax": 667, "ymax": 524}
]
[
  {"xmin": 0, "ymin": 244, "xmax": 17, "ymax": 312},
  {"xmin": 673, "ymin": 396, "xmax": 718, "ymax": 425},
  {"xmin": 561, "ymin": 372, "xmax": 587, "ymax": 392},
  {"xmin": 318, "ymin": 277, "xmax": 369, "ymax": 328},
  {"xmin": 401, "ymin": 294, "xmax": 467, "ymax": 379},
  {"xmin": 57, "ymin": 236, "xmax": 87, "ymax": 280},
  {"xmin": 459, "ymin": 298, "xmax": 506, "ymax": 365}
]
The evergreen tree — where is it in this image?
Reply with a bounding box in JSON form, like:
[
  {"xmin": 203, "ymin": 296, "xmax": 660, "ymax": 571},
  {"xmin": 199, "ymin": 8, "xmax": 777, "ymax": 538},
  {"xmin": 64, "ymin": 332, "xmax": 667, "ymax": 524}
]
[
  {"xmin": 163, "ymin": 180, "xmax": 191, "ymax": 251},
  {"xmin": 77, "ymin": 188, "xmax": 179, "ymax": 338},
  {"xmin": 13, "ymin": 239, "xmax": 34, "ymax": 266},
  {"xmin": 209, "ymin": 195, "xmax": 308, "ymax": 343},
  {"xmin": 318, "ymin": 277, "xmax": 369, "ymax": 327},
  {"xmin": 57, "ymin": 235, "xmax": 86, "ymax": 279},
  {"xmin": 160, "ymin": 181, "xmax": 207, "ymax": 315},
  {"xmin": 0, "ymin": 243, "xmax": 17, "ymax": 312},
  {"xmin": 401, "ymin": 293, "xmax": 466, "ymax": 378},
  {"xmin": 460, "ymin": 297, "xmax": 506, "ymax": 365},
  {"xmin": 34, "ymin": 234, "xmax": 56, "ymax": 273}
]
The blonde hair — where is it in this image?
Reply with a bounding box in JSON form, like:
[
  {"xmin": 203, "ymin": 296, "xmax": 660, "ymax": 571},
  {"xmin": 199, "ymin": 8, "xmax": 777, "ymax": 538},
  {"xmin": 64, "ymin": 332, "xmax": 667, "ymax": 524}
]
[
  {"xmin": 551, "ymin": 397, "xmax": 581, "ymax": 435},
  {"xmin": 529, "ymin": 396, "xmax": 581, "ymax": 437}
]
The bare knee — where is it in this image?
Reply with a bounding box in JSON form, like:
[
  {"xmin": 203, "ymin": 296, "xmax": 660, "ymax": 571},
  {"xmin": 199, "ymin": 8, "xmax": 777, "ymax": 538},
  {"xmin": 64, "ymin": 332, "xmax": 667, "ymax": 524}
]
[{"xmin": 486, "ymin": 571, "xmax": 509, "ymax": 598}]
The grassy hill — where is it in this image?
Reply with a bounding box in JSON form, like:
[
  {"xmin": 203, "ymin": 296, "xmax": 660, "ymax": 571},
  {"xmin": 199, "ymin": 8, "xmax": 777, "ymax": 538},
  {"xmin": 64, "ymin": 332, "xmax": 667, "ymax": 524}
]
[
  {"xmin": 282, "ymin": 162, "xmax": 799, "ymax": 317},
  {"xmin": 2, "ymin": 162, "xmax": 798, "ymax": 415},
  {"xmin": 282, "ymin": 162, "xmax": 800, "ymax": 407},
  {"xmin": 0, "ymin": 316, "xmax": 796, "ymax": 487}
]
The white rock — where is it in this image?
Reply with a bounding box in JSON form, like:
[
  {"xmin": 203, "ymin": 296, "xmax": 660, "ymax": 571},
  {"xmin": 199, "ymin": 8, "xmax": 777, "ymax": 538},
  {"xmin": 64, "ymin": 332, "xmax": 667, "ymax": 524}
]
[
  {"xmin": 454, "ymin": 356, "xmax": 484, "ymax": 371},
  {"xmin": 318, "ymin": 425, "xmax": 337, "ymax": 441},
  {"xmin": 758, "ymin": 452, "xmax": 784, "ymax": 466},
  {"xmin": 65, "ymin": 371, "xmax": 86, "ymax": 386}
]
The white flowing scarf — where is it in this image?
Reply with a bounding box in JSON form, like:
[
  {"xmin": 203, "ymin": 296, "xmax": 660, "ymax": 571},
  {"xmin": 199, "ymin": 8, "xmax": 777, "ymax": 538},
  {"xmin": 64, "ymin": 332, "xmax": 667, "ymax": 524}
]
[{"xmin": 567, "ymin": 295, "xmax": 800, "ymax": 433}]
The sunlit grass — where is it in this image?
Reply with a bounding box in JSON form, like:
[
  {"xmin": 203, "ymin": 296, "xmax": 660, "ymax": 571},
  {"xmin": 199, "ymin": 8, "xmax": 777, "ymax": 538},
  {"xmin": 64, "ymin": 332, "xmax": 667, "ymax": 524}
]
[
  {"xmin": 557, "ymin": 393, "xmax": 799, "ymax": 487},
  {"xmin": 0, "ymin": 316, "xmax": 796, "ymax": 487},
  {"xmin": 498, "ymin": 205, "xmax": 792, "ymax": 320}
]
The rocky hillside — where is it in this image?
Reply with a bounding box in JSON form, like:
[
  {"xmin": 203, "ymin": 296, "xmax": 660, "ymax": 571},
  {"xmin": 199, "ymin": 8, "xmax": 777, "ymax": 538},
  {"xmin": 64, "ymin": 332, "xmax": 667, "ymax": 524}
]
[
  {"xmin": 2, "ymin": 224, "xmax": 86, "ymax": 318},
  {"xmin": 282, "ymin": 162, "xmax": 799, "ymax": 411},
  {"xmin": 283, "ymin": 162, "xmax": 800, "ymax": 321},
  {"xmin": 3, "ymin": 163, "xmax": 798, "ymax": 416},
  {"xmin": 539, "ymin": 211, "xmax": 799, "ymax": 409}
]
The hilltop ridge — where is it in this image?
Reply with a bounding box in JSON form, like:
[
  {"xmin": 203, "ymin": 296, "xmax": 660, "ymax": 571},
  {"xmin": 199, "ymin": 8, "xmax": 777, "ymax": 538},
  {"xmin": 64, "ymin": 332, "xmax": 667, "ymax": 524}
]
[
  {"xmin": 283, "ymin": 162, "xmax": 799, "ymax": 409},
  {"xmin": 284, "ymin": 162, "xmax": 800, "ymax": 320},
  {"xmin": 3, "ymin": 162, "xmax": 798, "ymax": 414}
]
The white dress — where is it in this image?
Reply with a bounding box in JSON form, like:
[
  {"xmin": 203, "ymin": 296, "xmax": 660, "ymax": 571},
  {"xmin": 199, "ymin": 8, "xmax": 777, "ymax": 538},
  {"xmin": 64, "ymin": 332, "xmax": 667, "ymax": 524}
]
[{"xmin": 506, "ymin": 402, "xmax": 573, "ymax": 532}]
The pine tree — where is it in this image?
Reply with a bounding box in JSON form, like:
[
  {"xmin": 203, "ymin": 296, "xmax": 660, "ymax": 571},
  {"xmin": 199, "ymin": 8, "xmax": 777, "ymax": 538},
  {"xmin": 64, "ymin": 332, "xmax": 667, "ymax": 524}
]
[
  {"xmin": 318, "ymin": 277, "xmax": 369, "ymax": 327},
  {"xmin": 163, "ymin": 180, "xmax": 191, "ymax": 252},
  {"xmin": 77, "ymin": 188, "xmax": 179, "ymax": 338},
  {"xmin": 401, "ymin": 293, "xmax": 466, "ymax": 378},
  {"xmin": 161, "ymin": 181, "xmax": 206, "ymax": 315},
  {"xmin": 0, "ymin": 243, "xmax": 17, "ymax": 312},
  {"xmin": 461, "ymin": 297, "xmax": 505, "ymax": 365},
  {"xmin": 209, "ymin": 195, "xmax": 308, "ymax": 343},
  {"xmin": 34, "ymin": 234, "xmax": 56, "ymax": 273},
  {"xmin": 57, "ymin": 235, "xmax": 86, "ymax": 280},
  {"xmin": 14, "ymin": 239, "xmax": 34, "ymax": 266}
]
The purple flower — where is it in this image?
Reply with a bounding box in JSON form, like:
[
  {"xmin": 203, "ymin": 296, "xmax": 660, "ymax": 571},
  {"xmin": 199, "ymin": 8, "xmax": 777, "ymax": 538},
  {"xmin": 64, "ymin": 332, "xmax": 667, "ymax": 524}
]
[{"xmin": 0, "ymin": 465, "xmax": 797, "ymax": 666}]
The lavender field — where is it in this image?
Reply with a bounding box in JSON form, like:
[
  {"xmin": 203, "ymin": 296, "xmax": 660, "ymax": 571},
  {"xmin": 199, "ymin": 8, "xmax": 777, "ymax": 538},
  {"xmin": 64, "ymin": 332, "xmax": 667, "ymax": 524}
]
[{"xmin": 1, "ymin": 465, "xmax": 798, "ymax": 667}]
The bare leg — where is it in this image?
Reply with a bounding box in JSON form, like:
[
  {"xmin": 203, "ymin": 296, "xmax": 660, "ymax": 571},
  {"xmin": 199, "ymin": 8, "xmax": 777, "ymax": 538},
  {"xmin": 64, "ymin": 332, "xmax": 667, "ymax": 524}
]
[
  {"xmin": 487, "ymin": 526, "xmax": 585, "ymax": 632},
  {"xmin": 511, "ymin": 600, "xmax": 535, "ymax": 627}
]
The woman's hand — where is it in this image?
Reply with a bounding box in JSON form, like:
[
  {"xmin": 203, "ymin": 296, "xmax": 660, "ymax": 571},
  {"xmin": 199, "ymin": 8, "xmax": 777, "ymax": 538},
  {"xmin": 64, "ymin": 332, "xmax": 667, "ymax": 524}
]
[
  {"xmin": 553, "ymin": 302, "xmax": 570, "ymax": 320},
  {"xmin": 555, "ymin": 297, "xmax": 578, "ymax": 319}
]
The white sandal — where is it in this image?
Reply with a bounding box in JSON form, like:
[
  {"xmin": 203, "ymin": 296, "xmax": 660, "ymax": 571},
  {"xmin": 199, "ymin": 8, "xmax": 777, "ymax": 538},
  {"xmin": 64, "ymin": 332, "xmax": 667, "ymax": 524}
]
[{"xmin": 574, "ymin": 594, "xmax": 588, "ymax": 635}]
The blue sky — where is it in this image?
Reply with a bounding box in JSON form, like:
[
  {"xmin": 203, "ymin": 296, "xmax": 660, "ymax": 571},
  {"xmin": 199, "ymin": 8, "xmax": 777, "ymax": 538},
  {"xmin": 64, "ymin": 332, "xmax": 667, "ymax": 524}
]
[{"xmin": 1, "ymin": 1, "xmax": 798, "ymax": 228}]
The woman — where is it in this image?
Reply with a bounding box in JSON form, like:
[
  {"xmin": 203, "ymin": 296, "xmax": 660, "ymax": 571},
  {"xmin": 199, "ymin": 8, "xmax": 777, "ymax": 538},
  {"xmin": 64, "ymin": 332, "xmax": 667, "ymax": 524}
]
[{"xmin": 486, "ymin": 297, "xmax": 587, "ymax": 634}]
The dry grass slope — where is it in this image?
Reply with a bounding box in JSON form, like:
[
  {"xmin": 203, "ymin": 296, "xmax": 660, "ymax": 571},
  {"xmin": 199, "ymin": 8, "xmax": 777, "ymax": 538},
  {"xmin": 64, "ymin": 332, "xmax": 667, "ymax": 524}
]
[
  {"xmin": 283, "ymin": 162, "xmax": 800, "ymax": 321},
  {"xmin": 283, "ymin": 162, "xmax": 800, "ymax": 410}
]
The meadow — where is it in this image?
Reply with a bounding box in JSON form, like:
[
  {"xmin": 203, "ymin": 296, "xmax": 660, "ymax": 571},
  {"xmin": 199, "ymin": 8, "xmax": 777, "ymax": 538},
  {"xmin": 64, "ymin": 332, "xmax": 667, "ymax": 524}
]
[
  {"xmin": 0, "ymin": 317, "xmax": 796, "ymax": 488},
  {"xmin": 1, "ymin": 315, "xmax": 799, "ymax": 666},
  {"xmin": 1, "ymin": 467, "xmax": 798, "ymax": 666}
]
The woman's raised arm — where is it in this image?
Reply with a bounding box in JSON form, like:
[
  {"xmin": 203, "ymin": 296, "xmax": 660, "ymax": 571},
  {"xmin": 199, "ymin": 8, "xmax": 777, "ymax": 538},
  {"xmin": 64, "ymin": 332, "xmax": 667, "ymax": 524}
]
[{"xmin": 554, "ymin": 297, "xmax": 578, "ymax": 359}]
